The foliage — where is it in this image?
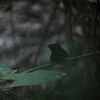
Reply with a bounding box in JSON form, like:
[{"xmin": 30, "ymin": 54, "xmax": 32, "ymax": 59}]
[
  {"xmin": 0, "ymin": 0, "xmax": 99, "ymax": 99},
  {"xmin": 0, "ymin": 64, "xmax": 63, "ymax": 87},
  {"xmin": 2, "ymin": 70, "xmax": 63, "ymax": 87}
]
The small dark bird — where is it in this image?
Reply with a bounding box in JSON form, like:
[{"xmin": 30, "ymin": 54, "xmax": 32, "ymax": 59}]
[{"xmin": 48, "ymin": 43, "xmax": 68, "ymax": 63}]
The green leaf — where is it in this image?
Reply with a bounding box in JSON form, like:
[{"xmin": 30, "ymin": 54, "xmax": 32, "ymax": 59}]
[
  {"xmin": 0, "ymin": 64, "xmax": 11, "ymax": 76},
  {"xmin": 0, "ymin": 64, "xmax": 17, "ymax": 77},
  {"xmin": 0, "ymin": 64, "xmax": 17, "ymax": 83},
  {"xmin": 2, "ymin": 70, "xmax": 64, "ymax": 87}
]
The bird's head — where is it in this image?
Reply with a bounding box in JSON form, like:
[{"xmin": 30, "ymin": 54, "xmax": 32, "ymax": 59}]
[{"xmin": 48, "ymin": 43, "xmax": 61, "ymax": 52}]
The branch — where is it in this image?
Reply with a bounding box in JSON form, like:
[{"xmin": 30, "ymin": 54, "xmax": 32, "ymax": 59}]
[{"xmin": 23, "ymin": 52, "xmax": 94, "ymax": 73}]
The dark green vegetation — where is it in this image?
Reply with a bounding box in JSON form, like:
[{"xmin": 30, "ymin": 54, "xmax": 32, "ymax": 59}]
[{"xmin": 0, "ymin": 0, "xmax": 100, "ymax": 100}]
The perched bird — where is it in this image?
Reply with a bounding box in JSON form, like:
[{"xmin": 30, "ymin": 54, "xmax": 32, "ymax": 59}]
[{"xmin": 48, "ymin": 43, "xmax": 68, "ymax": 63}]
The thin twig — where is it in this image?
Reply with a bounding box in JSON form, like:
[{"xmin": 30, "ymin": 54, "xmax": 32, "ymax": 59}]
[
  {"xmin": 24, "ymin": 52, "xmax": 94, "ymax": 73},
  {"xmin": 23, "ymin": 63, "xmax": 53, "ymax": 73},
  {"xmin": 67, "ymin": 52, "xmax": 93, "ymax": 61}
]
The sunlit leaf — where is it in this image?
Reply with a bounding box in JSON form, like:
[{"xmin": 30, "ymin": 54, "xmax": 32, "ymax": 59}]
[{"xmin": 2, "ymin": 70, "xmax": 64, "ymax": 87}]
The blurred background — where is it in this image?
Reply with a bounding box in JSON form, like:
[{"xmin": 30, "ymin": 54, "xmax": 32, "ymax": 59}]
[{"xmin": 0, "ymin": 0, "xmax": 100, "ymax": 100}]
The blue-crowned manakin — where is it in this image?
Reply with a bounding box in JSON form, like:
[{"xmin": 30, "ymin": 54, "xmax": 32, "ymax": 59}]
[{"xmin": 48, "ymin": 43, "xmax": 68, "ymax": 63}]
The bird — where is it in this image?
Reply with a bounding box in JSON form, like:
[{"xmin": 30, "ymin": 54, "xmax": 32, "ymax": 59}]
[{"xmin": 48, "ymin": 43, "xmax": 68, "ymax": 63}]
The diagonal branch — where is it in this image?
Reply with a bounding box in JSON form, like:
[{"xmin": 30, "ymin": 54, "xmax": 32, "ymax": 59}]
[{"xmin": 24, "ymin": 52, "xmax": 94, "ymax": 73}]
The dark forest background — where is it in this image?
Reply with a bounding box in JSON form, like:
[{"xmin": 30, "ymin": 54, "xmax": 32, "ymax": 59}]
[{"xmin": 0, "ymin": 0, "xmax": 100, "ymax": 100}]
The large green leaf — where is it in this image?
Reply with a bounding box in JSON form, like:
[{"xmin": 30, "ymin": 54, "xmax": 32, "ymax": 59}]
[{"xmin": 2, "ymin": 70, "xmax": 64, "ymax": 87}]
